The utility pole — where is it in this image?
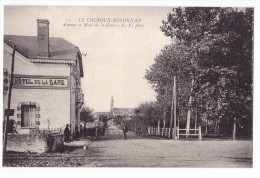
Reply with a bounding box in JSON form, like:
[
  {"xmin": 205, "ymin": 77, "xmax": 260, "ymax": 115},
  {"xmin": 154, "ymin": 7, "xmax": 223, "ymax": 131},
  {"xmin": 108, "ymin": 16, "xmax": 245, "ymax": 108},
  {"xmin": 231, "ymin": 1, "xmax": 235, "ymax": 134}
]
[
  {"xmin": 195, "ymin": 102, "xmax": 197, "ymax": 131},
  {"xmin": 170, "ymin": 76, "xmax": 177, "ymax": 139},
  {"xmin": 173, "ymin": 76, "xmax": 177, "ymax": 139},
  {"xmin": 233, "ymin": 117, "xmax": 237, "ymax": 140},
  {"xmin": 3, "ymin": 45, "xmax": 16, "ymax": 153}
]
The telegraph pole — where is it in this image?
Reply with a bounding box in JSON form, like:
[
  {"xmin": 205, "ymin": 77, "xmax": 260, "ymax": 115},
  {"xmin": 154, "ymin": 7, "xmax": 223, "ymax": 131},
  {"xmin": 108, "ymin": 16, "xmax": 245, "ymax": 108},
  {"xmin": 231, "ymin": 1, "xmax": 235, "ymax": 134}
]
[
  {"xmin": 170, "ymin": 76, "xmax": 177, "ymax": 139},
  {"xmin": 173, "ymin": 76, "xmax": 177, "ymax": 139},
  {"xmin": 3, "ymin": 45, "xmax": 16, "ymax": 153}
]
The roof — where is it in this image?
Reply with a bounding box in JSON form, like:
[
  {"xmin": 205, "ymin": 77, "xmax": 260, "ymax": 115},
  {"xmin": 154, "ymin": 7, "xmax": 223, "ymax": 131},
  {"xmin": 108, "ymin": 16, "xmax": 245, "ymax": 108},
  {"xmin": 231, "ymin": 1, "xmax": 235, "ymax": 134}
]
[
  {"xmin": 113, "ymin": 108, "xmax": 135, "ymax": 116},
  {"xmin": 4, "ymin": 35, "xmax": 84, "ymax": 77}
]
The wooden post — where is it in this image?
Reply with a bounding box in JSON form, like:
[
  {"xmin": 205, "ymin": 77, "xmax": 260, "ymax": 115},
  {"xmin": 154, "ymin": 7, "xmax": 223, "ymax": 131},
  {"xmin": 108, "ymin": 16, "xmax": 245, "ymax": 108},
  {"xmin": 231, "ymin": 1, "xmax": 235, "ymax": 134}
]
[
  {"xmin": 170, "ymin": 81, "xmax": 174, "ymax": 138},
  {"xmin": 233, "ymin": 119, "xmax": 237, "ymax": 140},
  {"xmin": 3, "ymin": 45, "xmax": 16, "ymax": 153},
  {"xmin": 163, "ymin": 128, "xmax": 165, "ymax": 136},
  {"xmin": 186, "ymin": 78, "xmax": 194, "ymax": 138},
  {"xmin": 195, "ymin": 103, "xmax": 197, "ymax": 131},
  {"xmin": 170, "ymin": 76, "xmax": 177, "ymax": 139},
  {"xmin": 205, "ymin": 118, "xmax": 208, "ymax": 136},
  {"xmin": 173, "ymin": 76, "xmax": 177, "ymax": 140},
  {"xmin": 177, "ymin": 126, "xmax": 179, "ymax": 139},
  {"xmin": 163, "ymin": 115, "xmax": 166, "ymax": 128},
  {"xmin": 157, "ymin": 120, "xmax": 160, "ymax": 135},
  {"xmin": 199, "ymin": 126, "xmax": 202, "ymax": 141}
]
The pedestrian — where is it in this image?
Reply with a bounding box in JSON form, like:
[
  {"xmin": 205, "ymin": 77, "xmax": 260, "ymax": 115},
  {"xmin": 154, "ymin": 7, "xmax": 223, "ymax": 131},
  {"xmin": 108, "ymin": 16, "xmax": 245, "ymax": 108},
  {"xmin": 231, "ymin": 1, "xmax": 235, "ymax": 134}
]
[
  {"xmin": 83, "ymin": 124, "xmax": 87, "ymax": 138},
  {"xmin": 64, "ymin": 124, "xmax": 70, "ymax": 143},
  {"xmin": 75, "ymin": 125, "xmax": 80, "ymax": 140},
  {"xmin": 95, "ymin": 126, "xmax": 100, "ymax": 140},
  {"xmin": 80, "ymin": 124, "xmax": 83, "ymax": 137},
  {"xmin": 123, "ymin": 123, "xmax": 128, "ymax": 139}
]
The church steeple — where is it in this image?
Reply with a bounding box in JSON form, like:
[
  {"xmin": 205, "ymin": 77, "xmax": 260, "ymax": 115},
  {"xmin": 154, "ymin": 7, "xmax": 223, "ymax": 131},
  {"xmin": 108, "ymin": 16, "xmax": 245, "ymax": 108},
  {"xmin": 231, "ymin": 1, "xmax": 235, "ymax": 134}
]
[{"xmin": 110, "ymin": 96, "xmax": 114, "ymax": 112}]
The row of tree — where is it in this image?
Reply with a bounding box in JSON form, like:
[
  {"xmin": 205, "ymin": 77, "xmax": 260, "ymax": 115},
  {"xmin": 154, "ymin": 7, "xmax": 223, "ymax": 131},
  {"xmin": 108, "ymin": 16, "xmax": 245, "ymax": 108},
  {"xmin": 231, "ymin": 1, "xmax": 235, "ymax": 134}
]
[
  {"xmin": 80, "ymin": 107, "xmax": 110, "ymax": 126},
  {"xmin": 137, "ymin": 7, "xmax": 253, "ymax": 138}
]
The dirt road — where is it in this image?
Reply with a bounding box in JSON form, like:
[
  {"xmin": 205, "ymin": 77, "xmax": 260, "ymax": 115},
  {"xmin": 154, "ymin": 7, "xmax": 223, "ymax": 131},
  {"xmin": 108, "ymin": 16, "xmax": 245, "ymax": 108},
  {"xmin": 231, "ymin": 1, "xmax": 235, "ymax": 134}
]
[
  {"xmin": 3, "ymin": 124, "xmax": 252, "ymax": 167},
  {"xmin": 81, "ymin": 124, "xmax": 252, "ymax": 167}
]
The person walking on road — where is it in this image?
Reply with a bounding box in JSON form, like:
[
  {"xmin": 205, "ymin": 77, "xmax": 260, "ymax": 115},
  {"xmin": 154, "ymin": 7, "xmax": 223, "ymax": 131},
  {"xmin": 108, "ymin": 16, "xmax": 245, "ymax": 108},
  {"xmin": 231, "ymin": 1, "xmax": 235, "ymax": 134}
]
[
  {"xmin": 123, "ymin": 123, "xmax": 128, "ymax": 139},
  {"xmin": 95, "ymin": 125, "xmax": 100, "ymax": 140}
]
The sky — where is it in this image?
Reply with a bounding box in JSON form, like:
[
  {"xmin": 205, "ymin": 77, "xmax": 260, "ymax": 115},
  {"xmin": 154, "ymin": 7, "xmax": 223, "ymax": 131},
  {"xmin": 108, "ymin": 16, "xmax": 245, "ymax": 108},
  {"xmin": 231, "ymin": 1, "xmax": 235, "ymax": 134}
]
[{"xmin": 4, "ymin": 6, "xmax": 172, "ymax": 112}]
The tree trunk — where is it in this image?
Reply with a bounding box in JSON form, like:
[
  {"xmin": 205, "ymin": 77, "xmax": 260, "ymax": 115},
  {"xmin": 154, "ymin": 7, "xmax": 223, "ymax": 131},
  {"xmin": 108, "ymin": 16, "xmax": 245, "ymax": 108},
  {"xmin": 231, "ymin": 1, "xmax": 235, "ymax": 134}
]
[
  {"xmin": 157, "ymin": 119, "xmax": 160, "ymax": 135},
  {"xmin": 214, "ymin": 119, "xmax": 217, "ymax": 134},
  {"xmin": 205, "ymin": 118, "xmax": 208, "ymax": 136},
  {"xmin": 186, "ymin": 78, "xmax": 194, "ymax": 138},
  {"xmin": 217, "ymin": 118, "xmax": 220, "ymax": 137},
  {"xmin": 195, "ymin": 103, "xmax": 197, "ymax": 131},
  {"xmin": 233, "ymin": 118, "xmax": 237, "ymax": 140}
]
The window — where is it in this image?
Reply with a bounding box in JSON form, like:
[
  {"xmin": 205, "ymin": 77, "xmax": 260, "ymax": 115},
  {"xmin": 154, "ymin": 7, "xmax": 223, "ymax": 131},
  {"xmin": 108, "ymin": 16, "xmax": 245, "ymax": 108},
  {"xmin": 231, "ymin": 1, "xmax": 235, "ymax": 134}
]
[{"xmin": 21, "ymin": 104, "xmax": 36, "ymax": 127}]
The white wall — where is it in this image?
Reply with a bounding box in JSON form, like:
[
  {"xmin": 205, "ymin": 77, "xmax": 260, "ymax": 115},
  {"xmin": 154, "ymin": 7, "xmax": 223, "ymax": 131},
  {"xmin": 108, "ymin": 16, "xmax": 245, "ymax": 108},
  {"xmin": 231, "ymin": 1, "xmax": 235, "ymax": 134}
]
[
  {"xmin": 11, "ymin": 89, "xmax": 70, "ymax": 130},
  {"xmin": 4, "ymin": 44, "xmax": 72, "ymax": 133}
]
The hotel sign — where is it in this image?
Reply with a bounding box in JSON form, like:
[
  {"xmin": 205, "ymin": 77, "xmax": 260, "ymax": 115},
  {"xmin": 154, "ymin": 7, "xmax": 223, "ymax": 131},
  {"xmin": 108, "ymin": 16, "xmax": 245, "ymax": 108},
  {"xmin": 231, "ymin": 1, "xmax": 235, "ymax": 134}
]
[{"xmin": 13, "ymin": 75, "xmax": 69, "ymax": 89}]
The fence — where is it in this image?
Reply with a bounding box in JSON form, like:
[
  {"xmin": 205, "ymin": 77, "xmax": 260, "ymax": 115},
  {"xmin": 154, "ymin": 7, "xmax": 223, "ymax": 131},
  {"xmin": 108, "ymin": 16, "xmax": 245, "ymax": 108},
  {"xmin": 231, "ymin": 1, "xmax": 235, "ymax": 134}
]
[
  {"xmin": 148, "ymin": 127, "xmax": 175, "ymax": 138},
  {"xmin": 177, "ymin": 126, "xmax": 202, "ymax": 141},
  {"xmin": 148, "ymin": 126, "xmax": 202, "ymax": 140},
  {"xmin": 36, "ymin": 126, "xmax": 65, "ymax": 135}
]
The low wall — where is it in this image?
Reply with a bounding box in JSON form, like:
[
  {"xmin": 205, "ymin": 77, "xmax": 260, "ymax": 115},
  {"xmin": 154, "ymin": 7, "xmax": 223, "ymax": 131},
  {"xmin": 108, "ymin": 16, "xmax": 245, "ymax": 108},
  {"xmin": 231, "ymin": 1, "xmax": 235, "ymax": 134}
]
[
  {"xmin": 49, "ymin": 133, "xmax": 64, "ymax": 152},
  {"xmin": 6, "ymin": 133, "xmax": 47, "ymax": 153},
  {"xmin": 6, "ymin": 132, "xmax": 64, "ymax": 153}
]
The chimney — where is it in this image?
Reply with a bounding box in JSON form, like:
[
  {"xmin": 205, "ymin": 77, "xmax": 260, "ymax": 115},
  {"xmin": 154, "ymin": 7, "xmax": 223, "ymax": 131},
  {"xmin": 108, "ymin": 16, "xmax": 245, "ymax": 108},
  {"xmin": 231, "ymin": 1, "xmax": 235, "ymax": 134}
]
[{"xmin": 37, "ymin": 19, "xmax": 50, "ymax": 58}]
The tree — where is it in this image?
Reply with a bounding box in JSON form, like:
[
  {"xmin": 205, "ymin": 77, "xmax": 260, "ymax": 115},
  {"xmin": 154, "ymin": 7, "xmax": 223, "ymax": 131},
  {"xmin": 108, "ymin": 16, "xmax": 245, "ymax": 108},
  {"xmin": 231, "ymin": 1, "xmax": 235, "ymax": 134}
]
[
  {"xmin": 146, "ymin": 7, "xmax": 253, "ymax": 137},
  {"xmin": 80, "ymin": 107, "xmax": 94, "ymax": 124},
  {"xmin": 145, "ymin": 43, "xmax": 196, "ymax": 134},
  {"xmin": 134, "ymin": 101, "xmax": 163, "ymax": 127}
]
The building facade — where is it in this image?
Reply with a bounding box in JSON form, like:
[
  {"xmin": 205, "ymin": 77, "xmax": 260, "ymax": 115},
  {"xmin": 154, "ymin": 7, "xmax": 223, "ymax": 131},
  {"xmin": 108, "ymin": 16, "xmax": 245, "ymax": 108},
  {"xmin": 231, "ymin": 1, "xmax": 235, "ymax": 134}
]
[{"xmin": 3, "ymin": 19, "xmax": 84, "ymax": 134}]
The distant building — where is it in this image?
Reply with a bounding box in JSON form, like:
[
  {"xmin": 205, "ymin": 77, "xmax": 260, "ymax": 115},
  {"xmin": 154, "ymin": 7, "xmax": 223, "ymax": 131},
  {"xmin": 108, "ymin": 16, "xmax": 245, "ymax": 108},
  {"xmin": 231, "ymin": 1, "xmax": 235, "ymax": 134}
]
[
  {"xmin": 93, "ymin": 96, "xmax": 135, "ymax": 123},
  {"xmin": 110, "ymin": 96, "xmax": 135, "ymax": 120},
  {"xmin": 3, "ymin": 19, "xmax": 84, "ymax": 134}
]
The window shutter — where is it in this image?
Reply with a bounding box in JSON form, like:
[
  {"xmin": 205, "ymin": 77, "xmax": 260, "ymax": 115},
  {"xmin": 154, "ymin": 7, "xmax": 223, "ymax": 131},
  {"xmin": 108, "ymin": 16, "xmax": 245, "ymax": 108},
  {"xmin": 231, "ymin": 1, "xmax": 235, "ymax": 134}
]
[
  {"xmin": 4, "ymin": 70, "xmax": 8, "ymax": 76},
  {"xmin": 16, "ymin": 103, "xmax": 22, "ymax": 130},
  {"xmin": 35, "ymin": 103, "xmax": 40, "ymax": 126}
]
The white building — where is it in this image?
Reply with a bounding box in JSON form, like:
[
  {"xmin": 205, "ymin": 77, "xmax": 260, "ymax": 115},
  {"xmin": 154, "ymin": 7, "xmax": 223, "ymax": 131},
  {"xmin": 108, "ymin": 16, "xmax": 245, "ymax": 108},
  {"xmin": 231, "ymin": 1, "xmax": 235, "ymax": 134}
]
[{"xmin": 3, "ymin": 19, "xmax": 84, "ymax": 134}]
